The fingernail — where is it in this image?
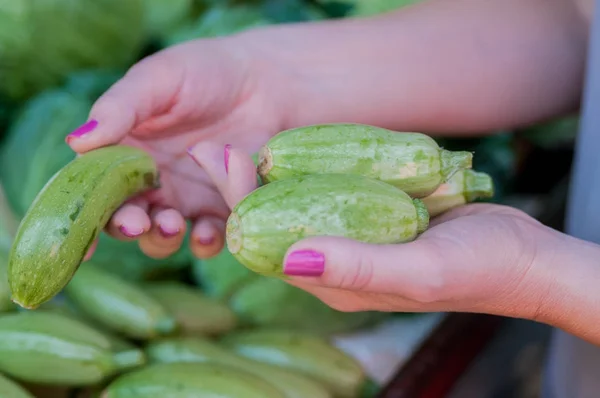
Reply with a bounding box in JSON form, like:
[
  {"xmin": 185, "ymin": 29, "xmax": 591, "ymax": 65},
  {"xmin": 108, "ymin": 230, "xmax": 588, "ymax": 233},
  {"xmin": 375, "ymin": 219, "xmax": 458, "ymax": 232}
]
[
  {"xmin": 158, "ymin": 225, "xmax": 179, "ymax": 238},
  {"xmin": 197, "ymin": 236, "xmax": 215, "ymax": 245},
  {"xmin": 284, "ymin": 250, "xmax": 325, "ymax": 276},
  {"xmin": 224, "ymin": 144, "xmax": 231, "ymax": 173},
  {"xmin": 119, "ymin": 225, "xmax": 144, "ymax": 238},
  {"xmin": 187, "ymin": 146, "xmax": 199, "ymax": 163},
  {"xmin": 66, "ymin": 119, "xmax": 98, "ymax": 143}
]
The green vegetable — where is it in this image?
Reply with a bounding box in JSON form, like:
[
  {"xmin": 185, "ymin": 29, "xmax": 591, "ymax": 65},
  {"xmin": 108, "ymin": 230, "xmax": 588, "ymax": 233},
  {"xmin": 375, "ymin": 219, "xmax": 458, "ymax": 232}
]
[
  {"xmin": 8, "ymin": 145, "xmax": 160, "ymax": 309},
  {"xmin": 64, "ymin": 264, "xmax": 177, "ymax": 340},
  {"xmin": 0, "ymin": 250, "xmax": 15, "ymax": 313},
  {"xmin": 0, "ymin": 0, "xmax": 145, "ymax": 101},
  {"xmin": 0, "ymin": 183, "xmax": 18, "ymax": 252},
  {"xmin": 144, "ymin": 0, "xmax": 195, "ymax": 39},
  {"xmin": 0, "ymin": 89, "xmax": 86, "ymax": 216},
  {"xmin": 35, "ymin": 296, "xmax": 145, "ymax": 356},
  {"xmin": 0, "ymin": 312, "xmax": 143, "ymax": 386},
  {"xmin": 146, "ymin": 337, "xmax": 332, "ymax": 398},
  {"xmin": 102, "ymin": 362, "xmax": 286, "ymax": 398},
  {"xmin": 0, "ymin": 373, "xmax": 34, "ymax": 398},
  {"xmin": 142, "ymin": 281, "xmax": 237, "ymax": 336},
  {"xmin": 90, "ymin": 232, "xmax": 193, "ymax": 282},
  {"xmin": 222, "ymin": 329, "xmax": 366, "ymax": 398},
  {"xmin": 261, "ymin": 0, "xmax": 328, "ymax": 23},
  {"xmin": 226, "ymin": 173, "xmax": 429, "ymax": 276},
  {"xmin": 230, "ymin": 275, "xmax": 385, "ymax": 334},
  {"xmin": 422, "ymin": 169, "xmax": 494, "ymax": 217},
  {"xmin": 191, "ymin": 247, "xmax": 256, "ymax": 300},
  {"xmin": 163, "ymin": 3, "xmax": 272, "ymax": 46},
  {"xmin": 63, "ymin": 68, "xmax": 124, "ymax": 100},
  {"xmin": 258, "ymin": 123, "xmax": 473, "ymax": 198},
  {"xmin": 348, "ymin": 0, "xmax": 423, "ymax": 16}
]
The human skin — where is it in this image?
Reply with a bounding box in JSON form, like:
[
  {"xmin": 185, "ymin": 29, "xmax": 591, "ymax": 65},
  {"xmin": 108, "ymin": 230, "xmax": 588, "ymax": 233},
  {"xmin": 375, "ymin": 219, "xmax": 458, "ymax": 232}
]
[{"xmin": 65, "ymin": 0, "xmax": 600, "ymax": 344}]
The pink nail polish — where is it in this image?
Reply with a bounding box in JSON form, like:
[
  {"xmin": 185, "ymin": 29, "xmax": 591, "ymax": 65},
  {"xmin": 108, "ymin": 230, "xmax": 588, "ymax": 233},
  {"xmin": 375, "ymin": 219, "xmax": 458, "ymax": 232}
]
[
  {"xmin": 224, "ymin": 144, "xmax": 231, "ymax": 173},
  {"xmin": 284, "ymin": 250, "xmax": 325, "ymax": 276},
  {"xmin": 158, "ymin": 225, "xmax": 179, "ymax": 238},
  {"xmin": 66, "ymin": 119, "xmax": 98, "ymax": 143},
  {"xmin": 119, "ymin": 225, "xmax": 144, "ymax": 238},
  {"xmin": 197, "ymin": 237, "xmax": 215, "ymax": 245}
]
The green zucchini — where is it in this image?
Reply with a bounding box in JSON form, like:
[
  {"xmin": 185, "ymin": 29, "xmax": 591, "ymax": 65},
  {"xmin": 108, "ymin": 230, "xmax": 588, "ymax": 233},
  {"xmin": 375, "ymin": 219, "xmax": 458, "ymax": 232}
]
[
  {"xmin": 101, "ymin": 362, "xmax": 286, "ymax": 398},
  {"xmin": 0, "ymin": 312, "xmax": 143, "ymax": 386},
  {"xmin": 146, "ymin": 337, "xmax": 332, "ymax": 398},
  {"xmin": 226, "ymin": 173, "xmax": 429, "ymax": 276},
  {"xmin": 64, "ymin": 263, "xmax": 177, "ymax": 340},
  {"xmin": 34, "ymin": 297, "xmax": 144, "ymax": 355},
  {"xmin": 142, "ymin": 281, "xmax": 237, "ymax": 336},
  {"xmin": 0, "ymin": 373, "xmax": 34, "ymax": 398},
  {"xmin": 258, "ymin": 123, "xmax": 473, "ymax": 197},
  {"xmin": 422, "ymin": 169, "xmax": 494, "ymax": 217},
  {"xmin": 0, "ymin": 250, "xmax": 16, "ymax": 313},
  {"xmin": 8, "ymin": 145, "xmax": 159, "ymax": 309},
  {"xmin": 191, "ymin": 247, "xmax": 257, "ymax": 301},
  {"xmin": 221, "ymin": 329, "xmax": 366, "ymax": 398}
]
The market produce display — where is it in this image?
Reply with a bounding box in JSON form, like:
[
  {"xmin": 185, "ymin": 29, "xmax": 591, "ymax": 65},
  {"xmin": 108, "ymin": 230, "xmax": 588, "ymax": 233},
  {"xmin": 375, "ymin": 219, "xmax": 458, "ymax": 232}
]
[{"xmin": 0, "ymin": 0, "xmax": 571, "ymax": 396}]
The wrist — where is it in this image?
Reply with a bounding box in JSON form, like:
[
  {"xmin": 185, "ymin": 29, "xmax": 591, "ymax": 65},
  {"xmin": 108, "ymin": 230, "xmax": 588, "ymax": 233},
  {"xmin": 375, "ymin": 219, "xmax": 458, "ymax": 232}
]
[{"xmin": 520, "ymin": 232, "xmax": 600, "ymax": 344}]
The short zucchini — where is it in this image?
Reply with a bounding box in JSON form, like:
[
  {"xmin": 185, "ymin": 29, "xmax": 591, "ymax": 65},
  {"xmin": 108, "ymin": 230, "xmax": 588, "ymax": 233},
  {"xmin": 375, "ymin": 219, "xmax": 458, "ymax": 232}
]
[
  {"xmin": 258, "ymin": 123, "xmax": 473, "ymax": 197},
  {"xmin": 8, "ymin": 145, "xmax": 159, "ymax": 309},
  {"xmin": 142, "ymin": 281, "xmax": 237, "ymax": 336},
  {"xmin": 101, "ymin": 362, "xmax": 286, "ymax": 398},
  {"xmin": 0, "ymin": 311, "xmax": 143, "ymax": 386},
  {"xmin": 64, "ymin": 263, "xmax": 177, "ymax": 340},
  {"xmin": 226, "ymin": 173, "xmax": 429, "ymax": 276},
  {"xmin": 145, "ymin": 337, "xmax": 332, "ymax": 398},
  {"xmin": 221, "ymin": 329, "xmax": 366, "ymax": 398}
]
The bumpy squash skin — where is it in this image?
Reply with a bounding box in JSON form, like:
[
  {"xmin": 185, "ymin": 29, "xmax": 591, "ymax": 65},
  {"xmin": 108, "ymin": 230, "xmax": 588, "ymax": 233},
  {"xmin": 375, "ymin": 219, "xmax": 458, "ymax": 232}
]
[
  {"xmin": 221, "ymin": 329, "xmax": 366, "ymax": 398},
  {"xmin": 64, "ymin": 264, "xmax": 177, "ymax": 340},
  {"xmin": 226, "ymin": 174, "xmax": 429, "ymax": 276},
  {"xmin": 145, "ymin": 337, "xmax": 332, "ymax": 398},
  {"xmin": 101, "ymin": 362, "xmax": 286, "ymax": 398},
  {"xmin": 258, "ymin": 123, "xmax": 473, "ymax": 198},
  {"xmin": 0, "ymin": 312, "xmax": 138, "ymax": 386},
  {"xmin": 8, "ymin": 145, "xmax": 159, "ymax": 309}
]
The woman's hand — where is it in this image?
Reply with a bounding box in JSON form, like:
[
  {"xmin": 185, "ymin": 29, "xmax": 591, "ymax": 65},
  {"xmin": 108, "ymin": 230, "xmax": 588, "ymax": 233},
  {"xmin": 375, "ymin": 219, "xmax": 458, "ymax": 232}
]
[
  {"xmin": 67, "ymin": 36, "xmax": 294, "ymax": 260},
  {"xmin": 279, "ymin": 203, "xmax": 558, "ymax": 320}
]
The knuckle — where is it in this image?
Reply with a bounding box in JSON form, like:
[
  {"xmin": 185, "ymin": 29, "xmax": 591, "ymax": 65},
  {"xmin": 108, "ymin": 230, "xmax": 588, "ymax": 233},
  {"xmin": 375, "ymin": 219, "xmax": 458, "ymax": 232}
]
[{"xmin": 332, "ymin": 250, "xmax": 375, "ymax": 291}]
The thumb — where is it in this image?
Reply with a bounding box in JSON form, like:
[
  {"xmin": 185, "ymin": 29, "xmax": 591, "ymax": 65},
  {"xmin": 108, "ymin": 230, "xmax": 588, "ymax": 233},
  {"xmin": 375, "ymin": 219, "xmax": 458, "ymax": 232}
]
[
  {"xmin": 283, "ymin": 236, "xmax": 444, "ymax": 300},
  {"xmin": 65, "ymin": 54, "xmax": 185, "ymax": 154}
]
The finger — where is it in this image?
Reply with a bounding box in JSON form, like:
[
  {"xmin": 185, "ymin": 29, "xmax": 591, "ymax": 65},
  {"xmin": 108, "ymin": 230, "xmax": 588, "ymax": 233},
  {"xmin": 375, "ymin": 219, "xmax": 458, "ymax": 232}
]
[
  {"xmin": 65, "ymin": 52, "xmax": 185, "ymax": 153},
  {"xmin": 188, "ymin": 142, "xmax": 258, "ymax": 209},
  {"xmin": 282, "ymin": 236, "xmax": 444, "ymax": 301},
  {"xmin": 225, "ymin": 145, "xmax": 260, "ymax": 206},
  {"xmin": 138, "ymin": 208, "xmax": 187, "ymax": 259},
  {"xmin": 429, "ymin": 202, "xmax": 530, "ymax": 227},
  {"xmin": 190, "ymin": 216, "xmax": 225, "ymax": 259},
  {"xmin": 82, "ymin": 239, "xmax": 99, "ymax": 262},
  {"xmin": 285, "ymin": 279, "xmax": 433, "ymax": 313},
  {"xmin": 106, "ymin": 203, "xmax": 152, "ymax": 241}
]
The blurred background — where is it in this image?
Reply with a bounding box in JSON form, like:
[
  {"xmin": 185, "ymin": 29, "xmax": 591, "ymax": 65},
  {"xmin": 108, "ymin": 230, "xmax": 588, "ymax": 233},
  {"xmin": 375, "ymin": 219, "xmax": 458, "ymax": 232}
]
[{"xmin": 0, "ymin": 0, "xmax": 578, "ymax": 397}]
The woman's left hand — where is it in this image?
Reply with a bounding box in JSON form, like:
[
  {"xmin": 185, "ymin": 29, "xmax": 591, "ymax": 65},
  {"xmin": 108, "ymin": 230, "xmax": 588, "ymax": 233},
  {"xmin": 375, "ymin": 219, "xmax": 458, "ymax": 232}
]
[
  {"xmin": 199, "ymin": 147, "xmax": 560, "ymax": 321},
  {"xmin": 280, "ymin": 203, "xmax": 558, "ymax": 320}
]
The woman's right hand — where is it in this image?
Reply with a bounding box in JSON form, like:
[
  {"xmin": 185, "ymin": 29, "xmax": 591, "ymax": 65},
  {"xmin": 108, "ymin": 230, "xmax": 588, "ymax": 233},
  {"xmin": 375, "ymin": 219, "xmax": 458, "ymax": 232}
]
[{"xmin": 66, "ymin": 34, "xmax": 292, "ymax": 260}]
